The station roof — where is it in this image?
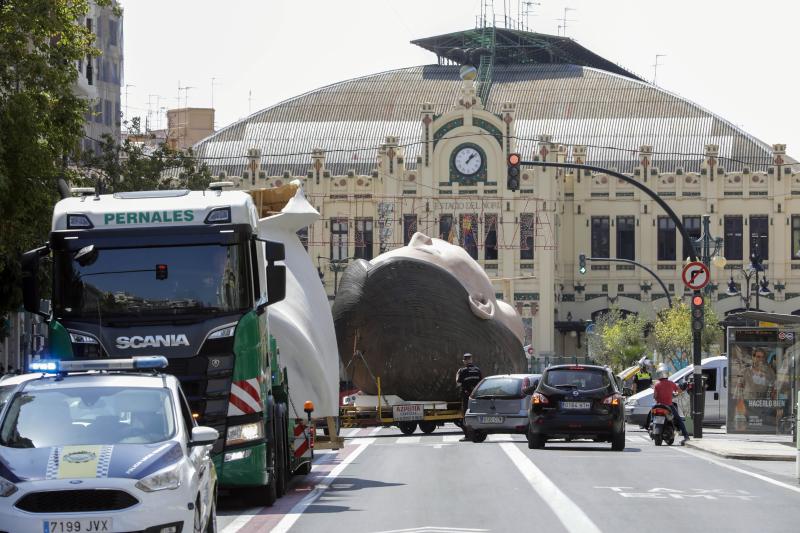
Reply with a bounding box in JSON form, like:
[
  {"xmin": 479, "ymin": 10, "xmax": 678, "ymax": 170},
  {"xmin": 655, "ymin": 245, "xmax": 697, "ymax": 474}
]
[{"xmin": 411, "ymin": 27, "xmax": 644, "ymax": 82}]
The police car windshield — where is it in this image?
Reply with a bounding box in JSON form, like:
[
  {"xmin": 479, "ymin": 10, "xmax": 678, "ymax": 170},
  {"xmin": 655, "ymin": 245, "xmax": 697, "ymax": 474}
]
[
  {"xmin": 0, "ymin": 387, "xmax": 176, "ymax": 448},
  {"xmin": 54, "ymin": 243, "xmax": 252, "ymax": 320}
]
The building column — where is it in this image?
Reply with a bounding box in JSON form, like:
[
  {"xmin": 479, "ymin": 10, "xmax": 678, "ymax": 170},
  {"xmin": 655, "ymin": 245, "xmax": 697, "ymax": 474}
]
[{"xmin": 534, "ymin": 136, "xmax": 557, "ymax": 359}]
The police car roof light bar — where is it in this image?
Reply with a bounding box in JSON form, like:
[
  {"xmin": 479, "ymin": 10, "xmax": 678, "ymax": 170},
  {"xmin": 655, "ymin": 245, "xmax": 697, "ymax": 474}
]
[{"xmin": 29, "ymin": 356, "xmax": 168, "ymax": 374}]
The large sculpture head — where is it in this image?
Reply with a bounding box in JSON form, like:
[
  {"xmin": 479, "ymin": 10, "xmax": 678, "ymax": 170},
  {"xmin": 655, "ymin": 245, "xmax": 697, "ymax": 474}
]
[{"xmin": 333, "ymin": 232, "xmax": 526, "ymax": 401}]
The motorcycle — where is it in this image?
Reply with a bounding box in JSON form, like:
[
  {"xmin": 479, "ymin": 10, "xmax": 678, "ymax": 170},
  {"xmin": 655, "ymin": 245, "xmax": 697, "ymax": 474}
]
[{"xmin": 648, "ymin": 404, "xmax": 675, "ymax": 446}]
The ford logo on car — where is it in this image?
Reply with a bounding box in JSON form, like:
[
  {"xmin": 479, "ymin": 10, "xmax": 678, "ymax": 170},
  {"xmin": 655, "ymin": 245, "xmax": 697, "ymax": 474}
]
[{"xmin": 116, "ymin": 334, "xmax": 190, "ymax": 349}]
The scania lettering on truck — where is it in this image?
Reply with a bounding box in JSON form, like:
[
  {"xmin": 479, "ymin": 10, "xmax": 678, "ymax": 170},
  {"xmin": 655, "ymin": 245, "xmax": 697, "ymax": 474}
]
[{"xmin": 20, "ymin": 184, "xmax": 313, "ymax": 506}]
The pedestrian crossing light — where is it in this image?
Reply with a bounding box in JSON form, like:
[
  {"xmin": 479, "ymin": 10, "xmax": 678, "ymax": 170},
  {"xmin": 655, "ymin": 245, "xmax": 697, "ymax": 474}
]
[
  {"xmin": 578, "ymin": 254, "xmax": 587, "ymax": 275},
  {"xmin": 691, "ymin": 294, "xmax": 704, "ymax": 333},
  {"xmin": 507, "ymin": 153, "xmax": 521, "ymax": 191}
]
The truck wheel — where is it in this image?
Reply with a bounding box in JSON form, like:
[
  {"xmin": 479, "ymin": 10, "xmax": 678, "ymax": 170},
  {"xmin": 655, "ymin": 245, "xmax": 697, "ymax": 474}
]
[
  {"xmin": 295, "ymin": 459, "xmax": 312, "ymax": 475},
  {"xmin": 418, "ymin": 421, "xmax": 436, "ymax": 434},
  {"xmin": 398, "ymin": 422, "xmax": 417, "ymax": 435}
]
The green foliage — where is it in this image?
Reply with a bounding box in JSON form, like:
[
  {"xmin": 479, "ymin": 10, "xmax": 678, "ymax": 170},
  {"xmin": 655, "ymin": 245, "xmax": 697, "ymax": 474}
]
[
  {"xmin": 79, "ymin": 135, "xmax": 213, "ymax": 192},
  {"xmin": 0, "ymin": 0, "xmax": 110, "ymax": 314},
  {"xmin": 587, "ymin": 307, "xmax": 648, "ymax": 371},
  {"xmin": 652, "ymin": 301, "xmax": 721, "ymax": 369}
]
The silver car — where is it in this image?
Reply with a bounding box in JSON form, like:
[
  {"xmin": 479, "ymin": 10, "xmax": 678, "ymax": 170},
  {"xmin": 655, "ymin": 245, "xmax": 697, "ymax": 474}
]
[{"xmin": 464, "ymin": 374, "xmax": 541, "ymax": 443}]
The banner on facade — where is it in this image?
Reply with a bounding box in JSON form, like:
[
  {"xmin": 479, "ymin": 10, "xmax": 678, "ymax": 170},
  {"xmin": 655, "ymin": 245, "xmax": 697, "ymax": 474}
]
[{"xmin": 726, "ymin": 327, "xmax": 797, "ymax": 434}]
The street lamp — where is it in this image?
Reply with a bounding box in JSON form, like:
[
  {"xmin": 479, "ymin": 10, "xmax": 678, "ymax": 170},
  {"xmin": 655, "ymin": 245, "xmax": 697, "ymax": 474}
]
[
  {"xmin": 317, "ymin": 256, "xmax": 355, "ymax": 298},
  {"xmin": 725, "ymin": 250, "xmax": 770, "ymax": 311}
]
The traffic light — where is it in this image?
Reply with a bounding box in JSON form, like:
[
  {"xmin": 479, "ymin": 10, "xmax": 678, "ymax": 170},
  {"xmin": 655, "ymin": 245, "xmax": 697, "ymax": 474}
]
[
  {"xmin": 578, "ymin": 254, "xmax": 587, "ymax": 275},
  {"xmin": 507, "ymin": 153, "xmax": 521, "ymax": 191},
  {"xmin": 691, "ymin": 293, "xmax": 704, "ymax": 333}
]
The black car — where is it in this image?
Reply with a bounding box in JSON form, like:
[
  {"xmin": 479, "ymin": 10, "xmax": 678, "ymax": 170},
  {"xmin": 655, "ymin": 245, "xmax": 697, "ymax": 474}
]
[{"xmin": 527, "ymin": 364, "xmax": 625, "ymax": 451}]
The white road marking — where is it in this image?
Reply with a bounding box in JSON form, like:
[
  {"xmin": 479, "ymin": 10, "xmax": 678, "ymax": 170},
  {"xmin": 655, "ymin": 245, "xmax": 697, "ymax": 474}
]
[
  {"xmin": 220, "ymin": 509, "xmax": 263, "ymax": 533},
  {"xmin": 442, "ymin": 435, "xmax": 463, "ymax": 443},
  {"xmin": 342, "ymin": 428, "xmax": 361, "ymax": 438},
  {"xmin": 401, "ymin": 436, "xmax": 421, "ymax": 444},
  {"xmin": 500, "ymin": 443, "xmax": 602, "ymax": 533},
  {"xmin": 372, "ymin": 528, "xmax": 489, "ymax": 533},
  {"xmin": 676, "ymin": 447, "xmax": 800, "ymax": 495},
  {"xmin": 270, "ymin": 438, "xmax": 377, "ymax": 533},
  {"xmin": 369, "ymin": 426, "xmax": 383, "ymax": 436}
]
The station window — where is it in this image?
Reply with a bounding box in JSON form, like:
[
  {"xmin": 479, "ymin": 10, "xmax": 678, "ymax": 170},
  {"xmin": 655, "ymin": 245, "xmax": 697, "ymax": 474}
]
[
  {"xmin": 354, "ymin": 218, "xmax": 373, "ymax": 261},
  {"xmin": 460, "ymin": 214, "xmax": 478, "ymax": 260},
  {"xmin": 616, "ymin": 216, "xmax": 635, "ymax": 260},
  {"xmin": 439, "ymin": 214, "xmax": 453, "ymax": 243},
  {"xmin": 484, "ymin": 214, "xmax": 498, "ymax": 261},
  {"xmin": 792, "ymin": 216, "xmax": 800, "ymax": 260},
  {"xmin": 403, "ymin": 214, "xmax": 417, "ymax": 246},
  {"xmin": 682, "ymin": 215, "xmax": 701, "ymax": 260},
  {"xmin": 520, "ymin": 213, "xmax": 534, "ymax": 260},
  {"xmin": 749, "ymin": 215, "xmax": 768, "ymax": 260},
  {"xmin": 724, "ymin": 216, "xmax": 743, "ymax": 260},
  {"xmin": 591, "ymin": 216, "xmax": 609, "ymax": 258},
  {"xmin": 657, "ymin": 217, "xmax": 675, "ymax": 261},
  {"xmin": 330, "ymin": 218, "xmax": 348, "ymax": 261}
]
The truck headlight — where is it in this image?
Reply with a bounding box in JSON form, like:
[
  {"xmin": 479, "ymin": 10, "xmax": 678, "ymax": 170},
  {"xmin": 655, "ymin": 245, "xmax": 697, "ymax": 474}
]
[
  {"xmin": 226, "ymin": 422, "xmax": 264, "ymax": 446},
  {"xmin": 135, "ymin": 461, "xmax": 182, "ymax": 492},
  {"xmin": 0, "ymin": 475, "xmax": 18, "ymax": 497}
]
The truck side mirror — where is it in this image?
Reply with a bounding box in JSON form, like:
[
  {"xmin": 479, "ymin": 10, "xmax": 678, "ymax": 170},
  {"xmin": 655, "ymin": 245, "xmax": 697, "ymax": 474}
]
[
  {"xmin": 264, "ymin": 240, "xmax": 286, "ymax": 306},
  {"xmin": 21, "ymin": 246, "xmax": 49, "ymax": 317}
]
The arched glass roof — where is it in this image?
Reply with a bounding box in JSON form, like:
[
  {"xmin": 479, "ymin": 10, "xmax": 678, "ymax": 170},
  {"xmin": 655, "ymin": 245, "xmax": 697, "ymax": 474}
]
[{"xmin": 193, "ymin": 63, "xmax": 782, "ymax": 177}]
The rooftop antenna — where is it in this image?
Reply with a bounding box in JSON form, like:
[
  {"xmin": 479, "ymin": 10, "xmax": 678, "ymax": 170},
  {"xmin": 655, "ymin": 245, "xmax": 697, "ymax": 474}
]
[
  {"xmin": 211, "ymin": 76, "xmax": 221, "ymax": 130},
  {"xmin": 652, "ymin": 54, "xmax": 666, "ymax": 85},
  {"xmin": 558, "ymin": 7, "xmax": 576, "ymax": 36},
  {"xmin": 248, "ymin": 89, "xmax": 253, "ymax": 115},
  {"xmin": 124, "ymin": 84, "xmax": 135, "ymax": 131},
  {"xmin": 523, "ymin": 1, "xmax": 541, "ymax": 31}
]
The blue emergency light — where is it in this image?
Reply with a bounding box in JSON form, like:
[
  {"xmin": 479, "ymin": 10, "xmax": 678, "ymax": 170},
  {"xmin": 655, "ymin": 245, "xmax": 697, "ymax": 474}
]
[{"xmin": 28, "ymin": 356, "xmax": 169, "ymax": 374}]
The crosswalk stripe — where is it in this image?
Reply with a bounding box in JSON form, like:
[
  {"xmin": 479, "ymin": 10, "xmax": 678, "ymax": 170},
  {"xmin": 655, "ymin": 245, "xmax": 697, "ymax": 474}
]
[
  {"xmin": 442, "ymin": 435, "xmax": 463, "ymax": 443},
  {"xmin": 400, "ymin": 436, "xmax": 421, "ymax": 444}
]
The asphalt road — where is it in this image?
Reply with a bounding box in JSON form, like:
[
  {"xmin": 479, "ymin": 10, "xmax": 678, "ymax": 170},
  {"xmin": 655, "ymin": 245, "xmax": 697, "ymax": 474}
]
[{"xmin": 217, "ymin": 424, "xmax": 800, "ymax": 533}]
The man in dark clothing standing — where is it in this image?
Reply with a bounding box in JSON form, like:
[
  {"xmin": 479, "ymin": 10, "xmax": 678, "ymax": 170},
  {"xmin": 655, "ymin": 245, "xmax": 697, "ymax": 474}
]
[{"xmin": 456, "ymin": 353, "xmax": 482, "ymax": 440}]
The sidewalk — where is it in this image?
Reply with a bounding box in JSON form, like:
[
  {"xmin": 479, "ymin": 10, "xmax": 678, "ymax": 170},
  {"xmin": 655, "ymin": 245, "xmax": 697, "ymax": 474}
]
[{"xmin": 684, "ymin": 427, "xmax": 797, "ymax": 461}]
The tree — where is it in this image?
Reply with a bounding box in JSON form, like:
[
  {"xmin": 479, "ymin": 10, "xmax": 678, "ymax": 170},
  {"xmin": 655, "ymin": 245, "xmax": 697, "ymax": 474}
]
[
  {"xmin": 587, "ymin": 307, "xmax": 648, "ymax": 371},
  {"xmin": 0, "ymin": 0, "xmax": 111, "ymax": 314},
  {"xmin": 79, "ymin": 135, "xmax": 213, "ymax": 192},
  {"xmin": 652, "ymin": 301, "xmax": 722, "ymax": 371}
]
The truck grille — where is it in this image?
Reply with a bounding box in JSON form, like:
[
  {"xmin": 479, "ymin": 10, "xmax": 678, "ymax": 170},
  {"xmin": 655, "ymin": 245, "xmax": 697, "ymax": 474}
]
[
  {"xmin": 15, "ymin": 490, "xmax": 138, "ymax": 513},
  {"xmin": 167, "ymin": 341, "xmax": 234, "ymax": 453}
]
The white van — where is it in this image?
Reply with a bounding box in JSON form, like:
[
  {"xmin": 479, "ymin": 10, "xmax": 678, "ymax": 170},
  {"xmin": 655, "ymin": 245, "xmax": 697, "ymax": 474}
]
[{"xmin": 624, "ymin": 356, "xmax": 728, "ymax": 427}]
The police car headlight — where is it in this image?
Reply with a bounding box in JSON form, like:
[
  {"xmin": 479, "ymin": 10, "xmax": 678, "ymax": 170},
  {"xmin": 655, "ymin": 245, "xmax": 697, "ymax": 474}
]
[
  {"xmin": 0, "ymin": 475, "xmax": 18, "ymax": 497},
  {"xmin": 135, "ymin": 461, "xmax": 182, "ymax": 492},
  {"xmin": 626, "ymin": 398, "xmax": 639, "ymax": 407},
  {"xmin": 226, "ymin": 421, "xmax": 264, "ymax": 446}
]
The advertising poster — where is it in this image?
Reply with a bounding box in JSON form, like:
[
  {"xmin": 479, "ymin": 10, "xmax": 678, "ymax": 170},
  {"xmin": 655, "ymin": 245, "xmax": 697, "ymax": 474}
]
[{"xmin": 727, "ymin": 328, "xmax": 797, "ymax": 434}]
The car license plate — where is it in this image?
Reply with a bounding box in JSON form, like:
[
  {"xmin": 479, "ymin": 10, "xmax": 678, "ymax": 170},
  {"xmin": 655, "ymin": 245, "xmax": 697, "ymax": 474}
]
[
  {"xmin": 44, "ymin": 519, "xmax": 112, "ymax": 533},
  {"xmin": 561, "ymin": 401, "xmax": 591, "ymax": 409},
  {"xmin": 479, "ymin": 416, "xmax": 504, "ymax": 424},
  {"xmin": 653, "ymin": 415, "xmax": 666, "ymax": 424}
]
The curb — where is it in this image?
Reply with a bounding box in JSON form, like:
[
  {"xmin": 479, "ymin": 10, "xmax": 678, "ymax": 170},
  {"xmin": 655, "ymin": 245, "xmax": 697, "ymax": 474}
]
[{"xmin": 685, "ymin": 441, "xmax": 796, "ymax": 462}]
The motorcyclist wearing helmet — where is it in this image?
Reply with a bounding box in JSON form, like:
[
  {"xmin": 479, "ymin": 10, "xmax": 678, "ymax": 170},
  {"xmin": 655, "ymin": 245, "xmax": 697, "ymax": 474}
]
[{"xmin": 653, "ymin": 365, "xmax": 690, "ymax": 444}]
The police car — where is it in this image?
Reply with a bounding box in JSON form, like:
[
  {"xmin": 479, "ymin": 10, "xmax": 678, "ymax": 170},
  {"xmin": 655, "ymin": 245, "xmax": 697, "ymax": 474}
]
[{"xmin": 0, "ymin": 357, "xmax": 218, "ymax": 533}]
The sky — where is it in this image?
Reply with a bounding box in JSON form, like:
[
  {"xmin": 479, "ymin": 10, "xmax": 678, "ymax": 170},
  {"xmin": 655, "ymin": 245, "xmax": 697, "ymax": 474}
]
[{"xmin": 122, "ymin": 0, "xmax": 800, "ymax": 157}]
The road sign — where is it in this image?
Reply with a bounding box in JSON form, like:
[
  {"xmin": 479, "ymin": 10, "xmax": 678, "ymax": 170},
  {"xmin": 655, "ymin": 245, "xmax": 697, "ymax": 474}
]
[{"xmin": 682, "ymin": 261, "xmax": 710, "ymax": 290}]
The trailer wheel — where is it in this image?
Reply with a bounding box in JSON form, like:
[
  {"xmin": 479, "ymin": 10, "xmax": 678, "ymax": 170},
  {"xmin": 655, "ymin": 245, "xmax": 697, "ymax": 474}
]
[
  {"xmin": 295, "ymin": 458, "xmax": 312, "ymax": 476},
  {"xmin": 418, "ymin": 421, "xmax": 436, "ymax": 434},
  {"xmin": 398, "ymin": 422, "xmax": 417, "ymax": 435}
]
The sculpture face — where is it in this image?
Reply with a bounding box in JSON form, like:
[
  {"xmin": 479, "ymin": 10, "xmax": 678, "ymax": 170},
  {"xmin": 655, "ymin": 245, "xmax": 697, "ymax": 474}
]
[{"xmin": 374, "ymin": 232, "xmax": 525, "ymax": 343}]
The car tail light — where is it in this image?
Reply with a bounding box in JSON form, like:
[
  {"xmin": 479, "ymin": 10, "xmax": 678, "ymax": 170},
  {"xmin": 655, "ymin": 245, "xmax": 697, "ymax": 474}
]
[
  {"xmin": 531, "ymin": 392, "xmax": 549, "ymax": 406},
  {"xmin": 652, "ymin": 408, "xmax": 670, "ymax": 416},
  {"xmin": 602, "ymin": 394, "xmax": 622, "ymax": 406},
  {"xmin": 570, "ymin": 365, "xmax": 585, "ymax": 370}
]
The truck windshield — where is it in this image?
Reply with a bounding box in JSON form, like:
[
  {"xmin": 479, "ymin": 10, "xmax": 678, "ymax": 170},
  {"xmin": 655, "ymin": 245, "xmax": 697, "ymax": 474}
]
[{"xmin": 54, "ymin": 243, "xmax": 252, "ymax": 320}]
